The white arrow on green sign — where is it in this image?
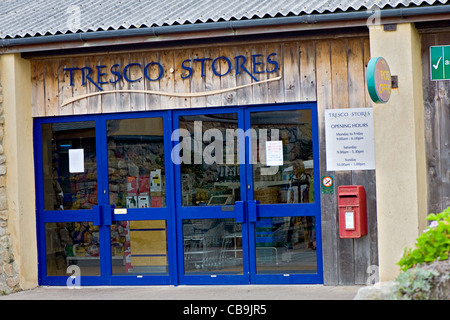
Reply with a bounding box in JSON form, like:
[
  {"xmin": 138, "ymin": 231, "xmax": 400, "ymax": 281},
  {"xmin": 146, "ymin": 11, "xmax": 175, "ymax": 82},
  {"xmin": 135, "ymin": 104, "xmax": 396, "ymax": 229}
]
[{"xmin": 430, "ymin": 45, "xmax": 450, "ymax": 80}]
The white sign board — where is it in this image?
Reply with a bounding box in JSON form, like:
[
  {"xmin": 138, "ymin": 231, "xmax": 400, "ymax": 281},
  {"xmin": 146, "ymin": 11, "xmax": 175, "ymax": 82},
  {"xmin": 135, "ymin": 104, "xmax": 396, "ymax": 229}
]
[
  {"xmin": 325, "ymin": 108, "xmax": 375, "ymax": 171},
  {"xmin": 345, "ymin": 211, "xmax": 355, "ymax": 230},
  {"xmin": 265, "ymin": 141, "xmax": 283, "ymax": 166},
  {"xmin": 68, "ymin": 149, "xmax": 85, "ymax": 173}
]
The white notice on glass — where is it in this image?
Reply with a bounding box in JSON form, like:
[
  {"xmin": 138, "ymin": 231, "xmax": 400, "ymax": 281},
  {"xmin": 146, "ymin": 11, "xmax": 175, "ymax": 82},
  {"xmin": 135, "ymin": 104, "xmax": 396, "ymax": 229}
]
[
  {"xmin": 69, "ymin": 149, "xmax": 85, "ymax": 173},
  {"xmin": 265, "ymin": 141, "xmax": 283, "ymax": 166}
]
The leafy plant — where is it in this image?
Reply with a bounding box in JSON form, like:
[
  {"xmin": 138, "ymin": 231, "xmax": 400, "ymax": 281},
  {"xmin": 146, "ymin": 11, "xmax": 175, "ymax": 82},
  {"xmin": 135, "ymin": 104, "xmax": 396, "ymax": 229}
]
[
  {"xmin": 398, "ymin": 207, "xmax": 450, "ymax": 271},
  {"xmin": 390, "ymin": 267, "xmax": 440, "ymax": 300}
]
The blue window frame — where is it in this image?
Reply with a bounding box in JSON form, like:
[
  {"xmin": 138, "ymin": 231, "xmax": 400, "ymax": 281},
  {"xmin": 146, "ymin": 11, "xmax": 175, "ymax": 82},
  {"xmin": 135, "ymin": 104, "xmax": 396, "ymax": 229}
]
[
  {"xmin": 34, "ymin": 112, "xmax": 176, "ymax": 286},
  {"xmin": 172, "ymin": 102, "xmax": 323, "ymax": 285},
  {"xmin": 244, "ymin": 103, "xmax": 323, "ymax": 284}
]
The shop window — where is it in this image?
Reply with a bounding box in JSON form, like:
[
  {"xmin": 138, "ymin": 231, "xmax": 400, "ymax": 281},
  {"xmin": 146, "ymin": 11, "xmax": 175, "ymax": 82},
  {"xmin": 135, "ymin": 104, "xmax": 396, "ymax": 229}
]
[
  {"xmin": 250, "ymin": 110, "xmax": 314, "ymax": 205},
  {"xmin": 107, "ymin": 118, "xmax": 166, "ymax": 209},
  {"xmin": 111, "ymin": 220, "xmax": 168, "ymax": 275},
  {"xmin": 255, "ymin": 216, "xmax": 317, "ymax": 274},
  {"xmin": 41, "ymin": 122, "xmax": 97, "ymax": 211},
  {"xmin": 178, "ymin": 114, "xmax": 240, "ymax": 207},
  {"xmin": 183, "ymin": 218, "xmax": 243, "ymax": 274},
  {"xmin": 45, "ymin": 222, "xmax": 101, "ymax": 276}
]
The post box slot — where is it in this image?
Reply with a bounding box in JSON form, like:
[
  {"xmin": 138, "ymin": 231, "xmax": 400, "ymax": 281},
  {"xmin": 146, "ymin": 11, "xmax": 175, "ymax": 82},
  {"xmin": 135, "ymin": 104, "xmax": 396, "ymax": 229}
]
[
  {"xmin": 339, "ymin": 200, "xmax": 359, "ymax": 206},
  {"xmin": 338, "ymin": 194, "xmax": 359, "ymax": 206}
]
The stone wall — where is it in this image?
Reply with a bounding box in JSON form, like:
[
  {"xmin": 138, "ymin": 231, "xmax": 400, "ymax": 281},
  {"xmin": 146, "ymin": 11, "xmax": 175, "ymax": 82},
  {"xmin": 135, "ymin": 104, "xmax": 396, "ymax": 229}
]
[{"xmin": 0, "ymin": 68, "xmax": 20, "ymax": 294}]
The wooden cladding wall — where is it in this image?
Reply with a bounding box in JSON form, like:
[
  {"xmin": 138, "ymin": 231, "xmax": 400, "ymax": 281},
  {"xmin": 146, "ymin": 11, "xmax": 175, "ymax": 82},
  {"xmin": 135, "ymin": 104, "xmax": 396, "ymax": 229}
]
[
  {"xmin": 421, "ymin": 32, "xmax": 450, "ymax": 215},
  {"xmin": 31, "ymin": 36, "xmax": 377, "ymax": 285}
]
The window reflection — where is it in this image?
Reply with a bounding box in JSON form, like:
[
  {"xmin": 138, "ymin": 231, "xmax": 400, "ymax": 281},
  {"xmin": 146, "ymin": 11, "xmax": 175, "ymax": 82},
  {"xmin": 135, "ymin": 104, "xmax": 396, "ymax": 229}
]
[
  {"xmin": 251, "ymin": 110, "xmax": 314, "ymax": 204},
  {"xmin": 178, "ymin": 114, "xmax": 240, "ymax": 207},
  {"xmin": 107, "ymin": 118, "xmax": 166, "ymax": 209},
  {"xmin": 45, "ymin": 222, "xmax": 101, "ymax": 276},
  {"xmin": 111, "ymin": 220, "xmax": 168, "ymax": 275},
  {"xmin": 183, "ymin": 219, "xmax": 243, "ymax": 274},
  {"xmin": 255, "ymin": 217, "xmax": 317, "ymax": 274},
  {"xmin": 41, "ymin": 122, "xmax": 97, "ymax": 210}
]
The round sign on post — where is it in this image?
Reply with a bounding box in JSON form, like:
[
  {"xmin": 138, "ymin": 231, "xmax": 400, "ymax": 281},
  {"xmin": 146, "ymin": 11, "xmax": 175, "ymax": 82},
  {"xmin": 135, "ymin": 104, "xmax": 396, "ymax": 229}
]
[{"xmin": 367, "ymin": 57, "xmax": 391, "ymax": 104}]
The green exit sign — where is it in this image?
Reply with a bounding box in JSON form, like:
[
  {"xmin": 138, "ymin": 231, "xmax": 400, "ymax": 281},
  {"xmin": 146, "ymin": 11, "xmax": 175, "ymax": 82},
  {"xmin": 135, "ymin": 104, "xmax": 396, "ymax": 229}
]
[{"xmin": 430, "ymin": 46, "xmax": 450, "ymax": 80}]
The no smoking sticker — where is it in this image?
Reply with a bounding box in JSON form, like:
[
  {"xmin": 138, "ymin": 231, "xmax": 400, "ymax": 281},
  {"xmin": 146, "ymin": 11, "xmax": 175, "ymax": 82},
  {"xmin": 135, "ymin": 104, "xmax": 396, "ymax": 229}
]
[
  {"xmin": 321, "ymin": 176, "xmax": 334, "ymax": 194},
  {"xmin": 322, "ymin": 176, "xmax": 333, "ymax": 187}
]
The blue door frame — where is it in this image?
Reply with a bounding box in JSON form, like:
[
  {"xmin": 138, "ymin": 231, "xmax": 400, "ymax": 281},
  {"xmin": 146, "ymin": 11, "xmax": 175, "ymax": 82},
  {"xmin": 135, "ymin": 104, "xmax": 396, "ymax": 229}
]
[
  {"xmin": 173, "ymin": 102, "xmax": 323, "ymax": 285},
  {"xmin": 34, "ymin": 112, "xmax": 176, "ymax": 286},
  {"xmin": 173, "ymin": 107, "xmax": 250, "ymax": 285},
  {"xmin": 34, "ymin": 102, "xmax": 322, "ymax": 286},
  {"xmin": 244, "ymin": 104, "xmax": 323, "ymax": 284}
]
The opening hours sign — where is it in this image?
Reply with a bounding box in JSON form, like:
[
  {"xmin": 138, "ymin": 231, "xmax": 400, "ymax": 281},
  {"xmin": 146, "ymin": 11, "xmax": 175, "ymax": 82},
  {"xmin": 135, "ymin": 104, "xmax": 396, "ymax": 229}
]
[{"xmin": 325, "ymin": 108, "xmax": 375, "ymax": 171}]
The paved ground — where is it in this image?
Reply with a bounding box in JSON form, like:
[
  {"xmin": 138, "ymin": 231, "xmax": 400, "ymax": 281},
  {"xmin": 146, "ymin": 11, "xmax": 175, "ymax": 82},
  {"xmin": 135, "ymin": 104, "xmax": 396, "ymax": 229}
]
[{"xmin": 0, "ymin": 284, "xmax": 361, "ymax": 300}]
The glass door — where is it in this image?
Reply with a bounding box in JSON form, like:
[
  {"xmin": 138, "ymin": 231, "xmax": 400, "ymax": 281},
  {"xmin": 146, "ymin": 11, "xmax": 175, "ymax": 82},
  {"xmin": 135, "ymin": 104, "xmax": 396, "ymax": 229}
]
[
  {"xmin": 245, "ymin": 104, "xmax": 323, "ymax": 284},
  {"xmin": 173, "ymin": 108, "xmax": 249, "ymax": 284},
  {"xmin": 36, "ymin": 118, "xmax": 105, "ymax": 285},
  {"xmin": 35, "ymin": 103, "xmax": 321, "ymax": 286},
  {"xmin": 35, "ymin": 112, "xmax": 175, "ymax": 285},
  {"xmin": 173, "ymin": 103, "xmax": 322, "ymax": 285},
  {"xmin": 104, "ymin": 114, "xmax": 175, "ymax": 285}
]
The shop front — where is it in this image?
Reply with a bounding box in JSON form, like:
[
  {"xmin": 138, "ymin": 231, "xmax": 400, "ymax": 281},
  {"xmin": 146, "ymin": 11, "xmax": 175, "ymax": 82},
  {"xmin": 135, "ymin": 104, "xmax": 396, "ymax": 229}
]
[
  {"xmin": 2, "ymin": 1, "xmax": 450, "ymax": 293},
  {"xmin": 26, "ymin": 32, "xmax": 378, "ymax": 286}
]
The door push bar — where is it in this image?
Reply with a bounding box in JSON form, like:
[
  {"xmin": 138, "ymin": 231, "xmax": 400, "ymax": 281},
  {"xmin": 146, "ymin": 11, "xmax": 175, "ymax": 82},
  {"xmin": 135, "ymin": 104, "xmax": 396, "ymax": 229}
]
[
  {"xmin": 248, "ymin": 200, "xmax": 260, "ymax": 223},
  {"xmin": 95, "ymin": 200, "xmax": 260, "ymax": 226},
  {"xmin": 92, "ymin": 204, "xmax": 114, "ymax": 226},
  {"xmin": 224, "ymin": 200, "xmax": 260, "ymax": 224}
]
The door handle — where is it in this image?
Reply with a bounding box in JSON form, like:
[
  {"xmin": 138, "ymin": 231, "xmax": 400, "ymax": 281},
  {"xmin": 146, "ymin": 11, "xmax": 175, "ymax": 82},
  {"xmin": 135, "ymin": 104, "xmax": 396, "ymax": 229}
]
[
  {"xmin": 234, "ymin": 201, "xmax": 245, "ymax": 223},
  {"xmin": 92, "ymin": 205, "xmax": 101, "ymax": 226},
  {"xmin": 92, "ymin": 204, "xmax": 114, "ymax": 226},
  {"xmin": 248, "ymin": 200, "xmax": 259, "ymax": 223},
  {"xmin": 103, "ymin": 204, "xmax": 113, "ymax": 226}
]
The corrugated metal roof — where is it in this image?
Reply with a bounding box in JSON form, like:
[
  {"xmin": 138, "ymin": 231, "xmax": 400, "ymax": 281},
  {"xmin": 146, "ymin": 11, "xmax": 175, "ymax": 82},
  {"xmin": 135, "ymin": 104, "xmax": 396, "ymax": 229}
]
[{"xmin": 0, "ymin": 0, "xmax": 448, "ymax": 39}]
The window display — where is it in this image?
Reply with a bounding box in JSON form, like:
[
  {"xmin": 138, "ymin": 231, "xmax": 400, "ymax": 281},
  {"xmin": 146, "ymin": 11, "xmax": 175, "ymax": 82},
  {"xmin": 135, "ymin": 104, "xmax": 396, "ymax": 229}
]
[
  {"xmin": 107, "ymin": 117, "xmax": 166, "ymax": 209},
  {"xmin": 111, "ymin": 220, "xmax": 168, "ymax": 275},
  {"xmin": 255, "ymin": 217, "xmax": 317, "ymax": 274},
  {"xmin": 183, "ymin": 218, "xmax": 243, "ymax": 274},
  {"xmin": 178, "ymin": 114, "xmax": 240, "ymax": 207},
  {"xmin": 45, "ymin": 221, "xmax": 101, "ymax": 276},
  {"xmin": 41, "ymin": 122, "xmax": 97, "ymax": 211},
  {"xmin": 251, "ymin": 110, "xmax": 314, "ymax": 204}
]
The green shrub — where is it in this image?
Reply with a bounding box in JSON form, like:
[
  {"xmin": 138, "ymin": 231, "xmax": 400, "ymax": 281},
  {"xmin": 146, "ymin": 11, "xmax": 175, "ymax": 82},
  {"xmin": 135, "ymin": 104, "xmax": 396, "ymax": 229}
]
[
  {"xmin": 390, "ymin": 267, "xmax": 440, "ymax": 300},
  {"xmin": 398, "ymin": 207, "xmax": 450, "ymax": 271}
]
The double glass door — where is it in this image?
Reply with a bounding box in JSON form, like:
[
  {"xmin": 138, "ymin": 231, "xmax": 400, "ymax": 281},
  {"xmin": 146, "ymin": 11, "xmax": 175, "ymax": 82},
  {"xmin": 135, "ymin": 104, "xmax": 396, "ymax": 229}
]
[
  {"xmin": 174, "ymin": 104, "xmax": 322, "ymax": 284},
  {"xmin": 36, "ymin": 112, "xmax": 175, "ymax": 285},
  {"xmin": 35, "ymin": 103, "xmax": 321, "ymax": 285}
]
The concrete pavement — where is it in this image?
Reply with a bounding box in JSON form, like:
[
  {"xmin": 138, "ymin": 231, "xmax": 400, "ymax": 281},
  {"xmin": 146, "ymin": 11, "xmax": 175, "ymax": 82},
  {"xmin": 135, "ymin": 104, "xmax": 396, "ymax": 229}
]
[{"xmin": 0, "ymin": 284, "xmax": 361, "ymax": 300}]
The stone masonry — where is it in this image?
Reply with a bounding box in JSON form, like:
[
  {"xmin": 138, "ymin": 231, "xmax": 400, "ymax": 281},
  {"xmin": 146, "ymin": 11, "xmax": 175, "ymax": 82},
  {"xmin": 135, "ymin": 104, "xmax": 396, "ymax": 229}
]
[{"xmin": 0, "ymin": 67, "xmax": 20, "ymax": 294}]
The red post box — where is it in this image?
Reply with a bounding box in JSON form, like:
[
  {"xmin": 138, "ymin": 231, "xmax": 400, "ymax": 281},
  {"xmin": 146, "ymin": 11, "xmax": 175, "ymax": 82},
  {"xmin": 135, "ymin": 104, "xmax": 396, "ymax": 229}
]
[{"xmin": 338, "ymin": 185, "xmax": 367, "ymax": 238}]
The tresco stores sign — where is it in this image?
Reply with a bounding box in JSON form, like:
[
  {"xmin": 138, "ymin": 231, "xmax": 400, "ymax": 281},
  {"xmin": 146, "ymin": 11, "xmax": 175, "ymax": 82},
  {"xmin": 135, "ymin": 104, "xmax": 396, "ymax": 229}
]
[
  {"xmin": 366, "ymin": 57, "xmax": 392, "ymax": 104},
  {"xmin": 63, "ymin": 52, "xmax": 280, "ymax": 91}
]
